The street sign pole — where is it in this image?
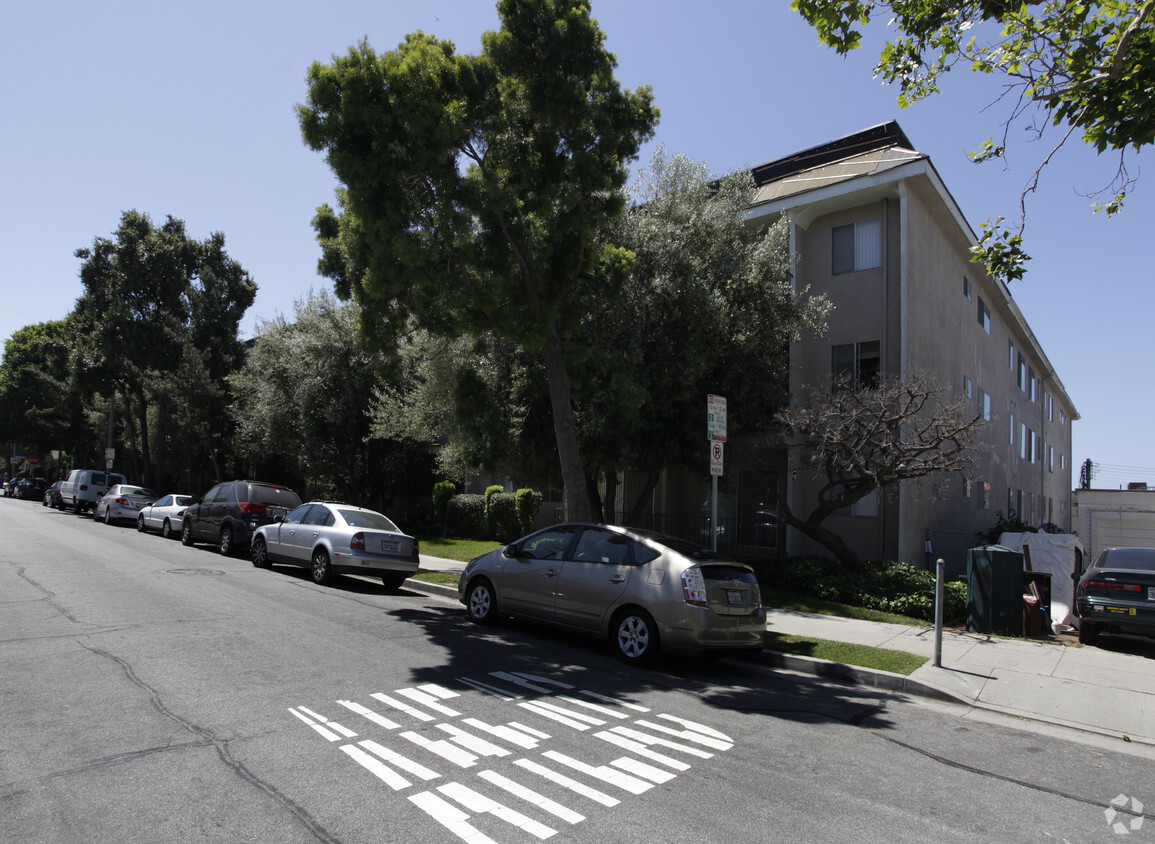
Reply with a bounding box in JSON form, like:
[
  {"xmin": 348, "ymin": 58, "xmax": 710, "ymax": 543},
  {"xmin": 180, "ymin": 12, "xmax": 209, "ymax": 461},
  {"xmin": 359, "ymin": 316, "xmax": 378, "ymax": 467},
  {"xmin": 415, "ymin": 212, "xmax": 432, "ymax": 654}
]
[{"xmin": 707, "ymin": 396, "xmax": 727, "ymax": 552}]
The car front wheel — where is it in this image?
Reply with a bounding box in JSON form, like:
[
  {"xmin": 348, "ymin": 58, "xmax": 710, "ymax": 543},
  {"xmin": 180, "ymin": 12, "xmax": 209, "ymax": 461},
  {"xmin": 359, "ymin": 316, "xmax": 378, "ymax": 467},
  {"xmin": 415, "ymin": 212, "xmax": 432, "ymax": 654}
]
[
  {"xmin": 251, "ymin": 537, "xmax": 270, "ymax": 569},
  {"xmin": 137, "ymin": 514, "xmax": 146, "ymax": 532},
  {"xmin": 466, "ymin": 578, "xmax": 499, "ymax": 625},
  {"xmin": 612, "ymin": 607, "xmax": 659, "ymax": 665},
  {"xmin": 312, "ymin": 549, "xmax": 333, "ymax": 585},
  {"xmin": 162, "ymin": 519, "xmax": 173, "ymax": 539},
  {"xmin": 181, "ymin": 521, "xmax": 195, "ymax": 546}
]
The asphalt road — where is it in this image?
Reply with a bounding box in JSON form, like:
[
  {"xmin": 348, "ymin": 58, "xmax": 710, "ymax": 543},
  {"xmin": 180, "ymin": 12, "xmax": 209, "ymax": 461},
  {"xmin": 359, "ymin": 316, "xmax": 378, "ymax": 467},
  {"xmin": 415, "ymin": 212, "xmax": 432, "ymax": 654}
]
[{"xmin": 2, "ymin": 495, "xmax": 1152, "ymax": 843}]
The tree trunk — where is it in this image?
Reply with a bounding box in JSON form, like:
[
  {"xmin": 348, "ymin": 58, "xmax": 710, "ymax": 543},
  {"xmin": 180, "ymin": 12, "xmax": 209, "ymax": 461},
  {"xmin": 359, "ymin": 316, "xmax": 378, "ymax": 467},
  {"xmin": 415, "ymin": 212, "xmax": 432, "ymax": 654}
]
[
  {"xmin": 584, "ymin": 471, "xmax": 604, "ymax": 523},
  {"xmin": 625, "ymin": 471, "xmax": 660, "ymax": 526},
  {"xmin": 542, "ymin": 326, "xmax": 592, "ymax": 522},
  {"xmin": 603, "ymin": 469, "xmax": 618, "ymax": 525},
  {"xmin": 779, "ymin": 500, "xmax": 866, "ymax": 571}
]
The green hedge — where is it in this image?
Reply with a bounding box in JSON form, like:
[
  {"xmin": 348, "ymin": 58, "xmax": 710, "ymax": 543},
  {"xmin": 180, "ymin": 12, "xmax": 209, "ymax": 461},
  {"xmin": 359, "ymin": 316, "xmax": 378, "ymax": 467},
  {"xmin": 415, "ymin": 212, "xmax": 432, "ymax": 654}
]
[
  {"xmin": 446, "ymin": 494, "xmax": 486, "ymax": 538},
  {"xmin": 768, "ymin": 557, "xmax": 967, "ymax": 623}
]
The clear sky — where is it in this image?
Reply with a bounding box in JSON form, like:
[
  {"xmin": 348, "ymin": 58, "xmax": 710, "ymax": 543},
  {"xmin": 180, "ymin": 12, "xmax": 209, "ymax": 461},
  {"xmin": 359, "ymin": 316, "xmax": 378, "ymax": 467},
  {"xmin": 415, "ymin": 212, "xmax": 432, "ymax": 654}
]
[{"xmin": 2, "ymin": 1, "xmax": 1150, "ymax": 489}]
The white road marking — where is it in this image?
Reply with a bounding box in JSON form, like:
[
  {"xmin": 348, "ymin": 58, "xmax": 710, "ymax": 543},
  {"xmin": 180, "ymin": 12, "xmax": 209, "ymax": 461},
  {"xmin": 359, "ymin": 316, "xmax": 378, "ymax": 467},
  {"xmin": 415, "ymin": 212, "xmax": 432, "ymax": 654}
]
[
  {"xmin": 490, "ymin": 672, "xmax": 556, "ymax": 693},
  {"xmin": 436, "ymin": 723, "xmax": 512, "ymax": 757},
  {"xmin": 358, "ymin": 740, "xmax": 441, "ymax": 781},
  {"xmin": 400, "ymin": 730, "xmax": 478, "ymax": 768},
  {"xmin": 525, "ymin": 700, "xmax": 605, "ymax": 726},
  {"xmin": 417, "ymin": 683, "xmax": 460, "ymax": 700},
  {"xmin": 287, "ymin": 708, "xmax": 342, "ymax": 742},
  {"xmin": 656, "ymin": 713, "xmax": 734, "ymax": 743},
  {"xmin": 608, "ymin": 726, "xmax": 714, "ymax": 759},
  {"xmin": 508, "ymin": 672, "xmax": 574, "ymax": 690},
  {"xmin": 477, "ymin": 770, "xmax": 585, "ymax": 824},
  {"xmin": 462, "ymin": 718, "xmax": 544, "ymax": 750},
  {"xmin": 594, "ymin": 730, "xmax": 691, "ymax": 771},
  {"xmin": 514, "ymin": 759, "xmax": 620, "ymax": 807},
  {"xmin": 340, "ymin": 744, "xmax": 411, "ymax": 791},
  {"xmin": 634, "ymin": 719, "xmax": 733, "ymax": 751},
  {"xmin": 408, "ymin": 790, "xmax": 499, "ymax": 844},
  {"xmin": 296, "ymin": 706, "xmax": 358, "ymax": 738},
  {"xmin": 458, "ymin": 677, "xmax": 524, "ymax": 700},
  {"xmin": 610, "ymin": 756, "xmax": 677, "ymax": 784},
  {"xmin": 337, "ymin": 699, "xmax": 400, "ymax": 730},
  {"xmin": 517, "ymin": 702, "xmax": 592, "ymax": 731},
  {"xmin": 578, "ymin": 689, "xmax": 650, "ymax": 712},
  {"xmin": 541, "ymin": 750, "xmax": 653, "ymax": 795},
  {"xmin": 396, "ymin": 687, "xmax": 462, "ymax": 717},
  {"xmin": 507, "ymin": 722, "xmax": 551, "ymax": 740},
  {"xmin": 438, "ymin": 782, "xmax": 557, "ymax": 840},
  {"xmin": 555, "ymin": 695, "xmax": 629, "ymax": 719},
  {"xmin": 371, "ymin": 692, "xmax": 436, "ymax": 722}
]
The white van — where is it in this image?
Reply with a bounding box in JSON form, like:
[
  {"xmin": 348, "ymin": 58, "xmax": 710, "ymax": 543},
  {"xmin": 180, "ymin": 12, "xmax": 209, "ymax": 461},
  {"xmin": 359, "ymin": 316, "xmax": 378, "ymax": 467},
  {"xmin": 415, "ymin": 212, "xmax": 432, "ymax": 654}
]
[{"xmin": 60, "ymin": 469, "xmax": 127, "ymax": 514}]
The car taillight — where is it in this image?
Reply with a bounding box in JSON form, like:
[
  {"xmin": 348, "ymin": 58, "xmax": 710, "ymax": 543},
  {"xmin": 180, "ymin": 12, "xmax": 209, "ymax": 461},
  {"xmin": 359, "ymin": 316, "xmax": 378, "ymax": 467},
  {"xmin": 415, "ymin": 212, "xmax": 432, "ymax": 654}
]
[
  {"xmin": 80, "ymin": 484, "xmax": 88, "ymax": 491},
  {"xmin": 1086, "ymin": 579, "xmax": 1142, "ymax": 592},
  {"xmin": 682, "ymin": 567, "xmax": 709, "ymax": 606},
  {"xmin": 350, "ymin": 532, "xmax": 365, "ymax": 551},
  {"xmin": 176, "ymin": 509, "xmax": 185, "ymax": 517},
  {"xmin": 239, "ymin": 502, "xmax": 267, "ymax": 516},
  {"xmin": 413, "ymin": 538, "xmax": 420, "ymax": 556},
  {"xmin": 116, "ymin": 498, "xmax": 130, "ymax": 506}
]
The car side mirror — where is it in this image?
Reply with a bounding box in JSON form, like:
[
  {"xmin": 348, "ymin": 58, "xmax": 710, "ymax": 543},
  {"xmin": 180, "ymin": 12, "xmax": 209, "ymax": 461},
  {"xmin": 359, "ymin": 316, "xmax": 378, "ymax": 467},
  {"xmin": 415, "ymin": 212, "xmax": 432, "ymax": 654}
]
[
  {"xmin": 274, "ymin": 515, "xmax": 284, "ymax": 523},
  {"xmin": 1070, "ymin": 571, "xmax": 1081, "ymax": 582},
  {"xmin": 504, "ymin": 544, "xmax": 519, "ymax": 557}
]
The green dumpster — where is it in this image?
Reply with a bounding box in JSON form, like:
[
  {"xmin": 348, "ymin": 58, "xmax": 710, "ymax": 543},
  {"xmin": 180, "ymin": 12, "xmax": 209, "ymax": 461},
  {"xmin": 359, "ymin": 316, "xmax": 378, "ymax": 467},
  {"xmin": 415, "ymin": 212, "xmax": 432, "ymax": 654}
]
[{"xmin": 967, "ymin": 545, "xmax": 1025, "ymax": 636}]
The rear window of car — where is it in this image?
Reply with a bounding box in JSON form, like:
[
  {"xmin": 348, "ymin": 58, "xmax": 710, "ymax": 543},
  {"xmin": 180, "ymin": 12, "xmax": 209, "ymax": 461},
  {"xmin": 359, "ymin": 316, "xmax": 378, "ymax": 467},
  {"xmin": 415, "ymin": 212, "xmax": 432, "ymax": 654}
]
[
  {"xmin": 1099, "ymin": 548, "xmax": 1155, "ymax": 571},
  {"xmin": 123, "ymin": 487, "xmax": 156, "ymax": 497},
  {"xmin": 338, "ymin": 510, "xmax": 399, "ymax": 532},
  {"xmin": 248, "ymin": 485, "xmax": 301, "ymax": 508}
]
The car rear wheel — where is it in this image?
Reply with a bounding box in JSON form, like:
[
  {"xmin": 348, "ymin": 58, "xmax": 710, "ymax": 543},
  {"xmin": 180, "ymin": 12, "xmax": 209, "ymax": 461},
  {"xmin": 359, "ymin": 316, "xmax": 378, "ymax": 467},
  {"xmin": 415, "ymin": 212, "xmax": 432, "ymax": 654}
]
[
  {"xmin": 251, "ymin": 537, "xmax": 270, "ymax": 569},
  {"xmin": 218, "ymin": 526, "xmax": 234, "ymax": 556},
  {"xmin": 137, "ymin": 514, "xmax": 146, "ymax": 532},
  {"xmin": 104, "ymin": 507, "xmax": 112, "ymax": 525},
  {"xmin": 466, "ymin": 578, "xmax": 499, "ymax": 625},
  {"xmin": 162, "ymin": 519, "xmax": 173, "ymax": 539},
  {"xmin": 1078, "ymin": 620, "xmax": 1100, "ymax": 646},
  {"xmin": 612, "ymin": 607, "xmax": 659, "ymax": 665},
  {"xmin": 381, "ymin": 573, "xmax": 409, "ymax": 592},
  {"xmin": 181, "ymin": 521, "xmax": 195, "ymax": 546},
  {"xmin": 312, "ymin": 549, "xmax": 333, "ymax": 585}
]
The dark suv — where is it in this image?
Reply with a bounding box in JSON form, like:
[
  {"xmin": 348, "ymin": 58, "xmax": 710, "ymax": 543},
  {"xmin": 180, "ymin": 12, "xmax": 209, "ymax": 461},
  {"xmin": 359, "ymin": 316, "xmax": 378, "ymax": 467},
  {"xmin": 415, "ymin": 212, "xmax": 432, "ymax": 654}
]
[{"xmin": 181, "ymin": 480, "xmax": 302, "ymax": 555}]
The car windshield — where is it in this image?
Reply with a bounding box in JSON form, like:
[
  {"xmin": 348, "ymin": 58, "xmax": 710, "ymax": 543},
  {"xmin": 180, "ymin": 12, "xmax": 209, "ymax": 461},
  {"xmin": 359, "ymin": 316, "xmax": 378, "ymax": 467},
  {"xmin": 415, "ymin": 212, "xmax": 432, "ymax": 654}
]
[
  {"xmin": 1099, "ymin": 548, "xmax": 1155, "ymax": 571},
  {"xmin": 338, "ymin": 509, "xmax": 399, "ymax": 532}
]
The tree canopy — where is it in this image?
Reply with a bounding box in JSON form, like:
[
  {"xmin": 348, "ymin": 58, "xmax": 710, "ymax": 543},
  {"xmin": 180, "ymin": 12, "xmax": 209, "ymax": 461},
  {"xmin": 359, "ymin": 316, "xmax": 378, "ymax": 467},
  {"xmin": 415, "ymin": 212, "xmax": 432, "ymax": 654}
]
[
  {"xmin": 298, "ymin": 0, "xmax": 658, "ymax": 521},
  {"xmin": 792, "ymin": 0, "xmax": 1155, "ymax": 281}
]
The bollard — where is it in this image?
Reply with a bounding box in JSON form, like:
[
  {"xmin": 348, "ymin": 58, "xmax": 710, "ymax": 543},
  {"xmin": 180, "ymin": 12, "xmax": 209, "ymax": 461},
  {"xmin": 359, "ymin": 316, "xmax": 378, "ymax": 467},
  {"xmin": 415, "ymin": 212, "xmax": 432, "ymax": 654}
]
[{"xmin": 934, "ymin": 557, "xmax": 945, "ymax": 667}]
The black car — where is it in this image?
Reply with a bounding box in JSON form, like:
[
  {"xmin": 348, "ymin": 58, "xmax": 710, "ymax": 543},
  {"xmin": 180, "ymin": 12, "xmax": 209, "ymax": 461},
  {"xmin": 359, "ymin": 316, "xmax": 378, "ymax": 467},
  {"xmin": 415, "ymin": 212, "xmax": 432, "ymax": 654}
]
[
  {"xmin": 15, "ymin": 478, "xmax": 48, "ymax": 501},
  {"xmin": 43, "ymin": 480, "xmax": 64, "ymax": 508},
  {"xmin": 1073, "ymin": 547, "xmax": 1155, "ymax": 646},
  {"xmin": 181, "ymin": 480, "xmax": 302, "ymax": 555}
]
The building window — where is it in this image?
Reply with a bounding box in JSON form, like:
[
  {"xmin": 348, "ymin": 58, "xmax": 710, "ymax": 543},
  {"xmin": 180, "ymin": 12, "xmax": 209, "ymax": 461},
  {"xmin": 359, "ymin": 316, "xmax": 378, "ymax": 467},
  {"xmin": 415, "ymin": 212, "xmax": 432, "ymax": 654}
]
[
  {"xmin": 964, "ymin": 478, "xmax": 972, "ymax": 499},
  {"xmin": 978, "ymin": 297, "xmax": 991, "ymax": 334},
  {"xmin": 963, "ymin": 276, "xmax": 972, "ymax": 302},
  {"xmin": 978, "ymin": 388, "xmax": 991, "ymax": 420},
  {"xmin": 1048, "ymin": 445, "xmax": 1054, "ymax": 472},
  {"xmin": 1061, "ymin": 454, "xmax": 1068, "ymax": 470},
  {"xmin": 1046, "ymin": 392, "xmax": 1053, "ymax": 422},
  {"xmin": 832, "ymin": 341, "xmax": 881, "ymax": 390},
  {"xmin": 964, "ymin": 376, "xmax": 973, "ymax": 399},
  {"xmin": 1029, "ymin": 367, "xmax": 1037, "ymax": 402},
  {"xmin": 1010, "ymin": 413, "xmax": 1015, "ymax": 445},
  {"xmin": 1028, "ymin": 493, "xmax": 1036, "ymax": 523},
  {"xmin": 832, "ymin": 218, "xmax": 882, "ymax": 274},
  {"xmin": 850, "ymin": 488, "xmax": 880, "ymax": 517},
  {"xmin": 1009, "ymin": 339, "xmax": 1015, "ymax": 372},
  {"xmin": 981, "ymin": 481, "xmax": 991, "ymax": 510},
  {"xmin": 1060, "ymin": 409, "xmax": 1067, "ymax": 425},
  {"xmin": 1017, "ymin": 354, "xmax": 1027, "ymax": 391}
]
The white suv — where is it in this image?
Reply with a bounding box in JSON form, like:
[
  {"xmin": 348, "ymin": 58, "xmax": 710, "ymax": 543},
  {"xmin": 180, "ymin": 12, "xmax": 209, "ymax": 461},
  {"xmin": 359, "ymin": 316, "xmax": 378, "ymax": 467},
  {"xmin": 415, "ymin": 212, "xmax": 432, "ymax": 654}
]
[{"xmin": 60, "ymin": 469, "xmax": 127, "ymax": 514}]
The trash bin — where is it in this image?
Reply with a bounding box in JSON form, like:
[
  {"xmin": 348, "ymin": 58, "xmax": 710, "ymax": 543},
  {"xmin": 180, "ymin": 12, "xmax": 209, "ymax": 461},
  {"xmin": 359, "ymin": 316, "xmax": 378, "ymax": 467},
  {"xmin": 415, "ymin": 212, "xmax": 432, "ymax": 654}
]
[{"xmin": 967, "ymin": 545, "xmax": 1025, "ymax": 636}]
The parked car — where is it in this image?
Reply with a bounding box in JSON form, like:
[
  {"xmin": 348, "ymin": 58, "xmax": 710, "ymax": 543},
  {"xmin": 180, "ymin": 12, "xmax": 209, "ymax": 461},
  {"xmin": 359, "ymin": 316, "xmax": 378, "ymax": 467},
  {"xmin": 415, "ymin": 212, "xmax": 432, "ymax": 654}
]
[
  {"xmin": 43, "ymin": 480, "xmax": 64, "ymax": 508},
  {"xmin": 137, "ymin": 494, "xmax": 195, "ymax": 538},
  {"xmin": 15, "ymin": 478, "xmax": 49, "ymax": 501},
  {"xmin": 251, "ymin": 501, "xmax": 420, "ymax": 590},
  {"xmin": 94, "ymin": 485, "xmax": 159, "ymax": 525},
  {"xmin": 457, "ymin": 523, "xmax": 766, "ymax": 664},
  {"xmin": 60, "ymin": 469, "xmax": 128, "ymax": 514},
  {"xmin": 1073, "ymin": 547, "xmax": 1155, "ymax": 646},
  {"xmin": 4, "ymin": 476, "xmax": 22, "ymax": 497},
  {"xmin": 181, "ymin": 480, "xmax": 302, "ymax": 555}
]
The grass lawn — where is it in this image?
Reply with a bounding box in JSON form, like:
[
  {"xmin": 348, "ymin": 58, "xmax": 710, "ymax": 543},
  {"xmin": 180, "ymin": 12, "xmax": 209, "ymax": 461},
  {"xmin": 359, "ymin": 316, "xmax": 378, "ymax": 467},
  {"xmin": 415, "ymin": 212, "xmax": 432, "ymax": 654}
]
[
  {"xmin": 763, "ymin": 632, "xmax": 927, "ymax": 676},
  {"xmin": 418, "ymin": 537, "xmax": 502, "ymax": 562}
]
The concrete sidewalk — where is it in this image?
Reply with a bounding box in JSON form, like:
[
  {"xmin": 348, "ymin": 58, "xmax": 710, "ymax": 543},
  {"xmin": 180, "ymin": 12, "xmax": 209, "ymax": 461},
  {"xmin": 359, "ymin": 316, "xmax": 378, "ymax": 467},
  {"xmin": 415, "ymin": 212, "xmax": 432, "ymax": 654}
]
[{"xmin": 415, "ymin": 555, "xmax": 1155, "ymax": 748}]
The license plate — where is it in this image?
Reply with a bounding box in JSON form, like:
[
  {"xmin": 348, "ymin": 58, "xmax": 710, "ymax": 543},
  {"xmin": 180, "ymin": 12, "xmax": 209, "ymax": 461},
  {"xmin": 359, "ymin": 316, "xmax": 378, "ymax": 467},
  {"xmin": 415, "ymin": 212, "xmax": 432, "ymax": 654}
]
[
  {"xmin": 725, "ymin": 589, "xmax": 744, "ymax": 607},
  {"xmin": 1107, "ymin": 606, "xmax": 1137, "ymax": 616},
  {"xmin": 1149, "ymin": 588, "xmax": 1155, "ymax": 601},
  {"xmin": 382, "ymin": 540, "xmax": 400, "ymax": 553}
]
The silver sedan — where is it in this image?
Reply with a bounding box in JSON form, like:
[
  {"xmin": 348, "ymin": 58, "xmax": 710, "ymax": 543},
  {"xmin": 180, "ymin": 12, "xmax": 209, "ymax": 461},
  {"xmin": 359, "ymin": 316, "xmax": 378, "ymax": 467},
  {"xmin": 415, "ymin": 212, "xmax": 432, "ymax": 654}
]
[
  {"xmin": 136, "ymin": 494, "xmax": 195, "ymax": 538},
  {"xmin": 94, "ymin": 485, "xmax": 159, "ymax": 525},
  {"xmin": 458, "ymin": 523, "xmax": 766, "ymax": 664},
  {"xmin": 251, "ymin": 501, "xmax": 420, "ymax": 590}
]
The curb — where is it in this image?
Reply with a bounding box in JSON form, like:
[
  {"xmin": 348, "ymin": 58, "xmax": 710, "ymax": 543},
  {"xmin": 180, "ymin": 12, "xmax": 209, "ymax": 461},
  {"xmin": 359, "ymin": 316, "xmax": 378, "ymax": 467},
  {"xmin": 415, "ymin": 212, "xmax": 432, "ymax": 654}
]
[
  {"xmin": 750, "ymin": 650, "xmax": 969, "ymax": 706},
  {"xmin": 404, "ymin": 578, "xmax": 460, "ymax": 601}
]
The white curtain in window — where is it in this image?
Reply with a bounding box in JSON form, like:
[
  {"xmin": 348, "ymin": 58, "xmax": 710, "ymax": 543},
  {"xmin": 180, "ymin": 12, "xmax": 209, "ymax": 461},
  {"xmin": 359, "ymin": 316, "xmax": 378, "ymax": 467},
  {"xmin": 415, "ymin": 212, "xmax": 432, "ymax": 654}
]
[{"xmin": 854, "ymin": 217, "xmax": 881, "ymax": 270}]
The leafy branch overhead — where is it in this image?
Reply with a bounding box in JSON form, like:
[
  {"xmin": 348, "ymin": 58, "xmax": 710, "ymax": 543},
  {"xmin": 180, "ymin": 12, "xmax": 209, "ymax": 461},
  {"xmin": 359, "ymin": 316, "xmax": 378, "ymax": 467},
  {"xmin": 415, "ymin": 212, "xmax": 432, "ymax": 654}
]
[{"xmin": 792, "ymin": 1, "xmax": 1155, "ymax": 281}]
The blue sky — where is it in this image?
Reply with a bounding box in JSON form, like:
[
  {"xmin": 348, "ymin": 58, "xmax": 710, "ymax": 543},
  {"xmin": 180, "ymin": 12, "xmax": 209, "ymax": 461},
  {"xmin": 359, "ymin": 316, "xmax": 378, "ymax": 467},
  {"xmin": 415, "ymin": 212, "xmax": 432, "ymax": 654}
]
[{"xmin": 2, "ymin": 1, "xmax": 1150, "ymax": 488}]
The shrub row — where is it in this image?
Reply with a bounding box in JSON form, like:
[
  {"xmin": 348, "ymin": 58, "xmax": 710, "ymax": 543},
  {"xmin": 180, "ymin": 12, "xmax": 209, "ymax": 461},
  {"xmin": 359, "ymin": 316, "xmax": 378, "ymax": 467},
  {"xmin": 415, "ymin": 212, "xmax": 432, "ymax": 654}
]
[
  {"xmin": 766, "ymin": 556, "xmax": 967, "ymax": 623},
  {"xmin": 439, "ymin": 485, "xmax": 542, "ymax": 542}
]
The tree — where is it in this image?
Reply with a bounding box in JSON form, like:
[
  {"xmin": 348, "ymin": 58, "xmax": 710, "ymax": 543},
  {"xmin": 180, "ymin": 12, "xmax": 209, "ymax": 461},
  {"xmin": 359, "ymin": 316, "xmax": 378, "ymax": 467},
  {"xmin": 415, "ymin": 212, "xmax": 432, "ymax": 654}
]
[
  {"xmin": 298, "ymin": 0, "xmax": 658, "ymax": 521},
  {"xmin": 0, "ymin": 320, "xmax": 86, "ymax": 462},
  {"xmin": 73, "ymin": 211, "xmax": 255, "ymax": 488},
  {"xmin": 792, "ymin": 0, "xmax": 1155, "ymax": 281},
  {"xmin": 578, "ymin": 148, "xmax": 830, "ymax": 521},
  {"xmin": 775, "ymin": 373, "xmax": 987, "ymax": 570}
]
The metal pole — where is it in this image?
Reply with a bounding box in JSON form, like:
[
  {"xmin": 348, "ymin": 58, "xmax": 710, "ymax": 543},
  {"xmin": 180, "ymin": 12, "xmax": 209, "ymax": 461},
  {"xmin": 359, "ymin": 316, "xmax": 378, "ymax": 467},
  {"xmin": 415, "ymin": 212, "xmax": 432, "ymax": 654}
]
[
  {"xmin": 711, "ymin": 474, "xmax": 718, "ymax": 552},
  {"xmin": 934, "ymin": 557, "xmax": 945, "ymax": 667}
]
